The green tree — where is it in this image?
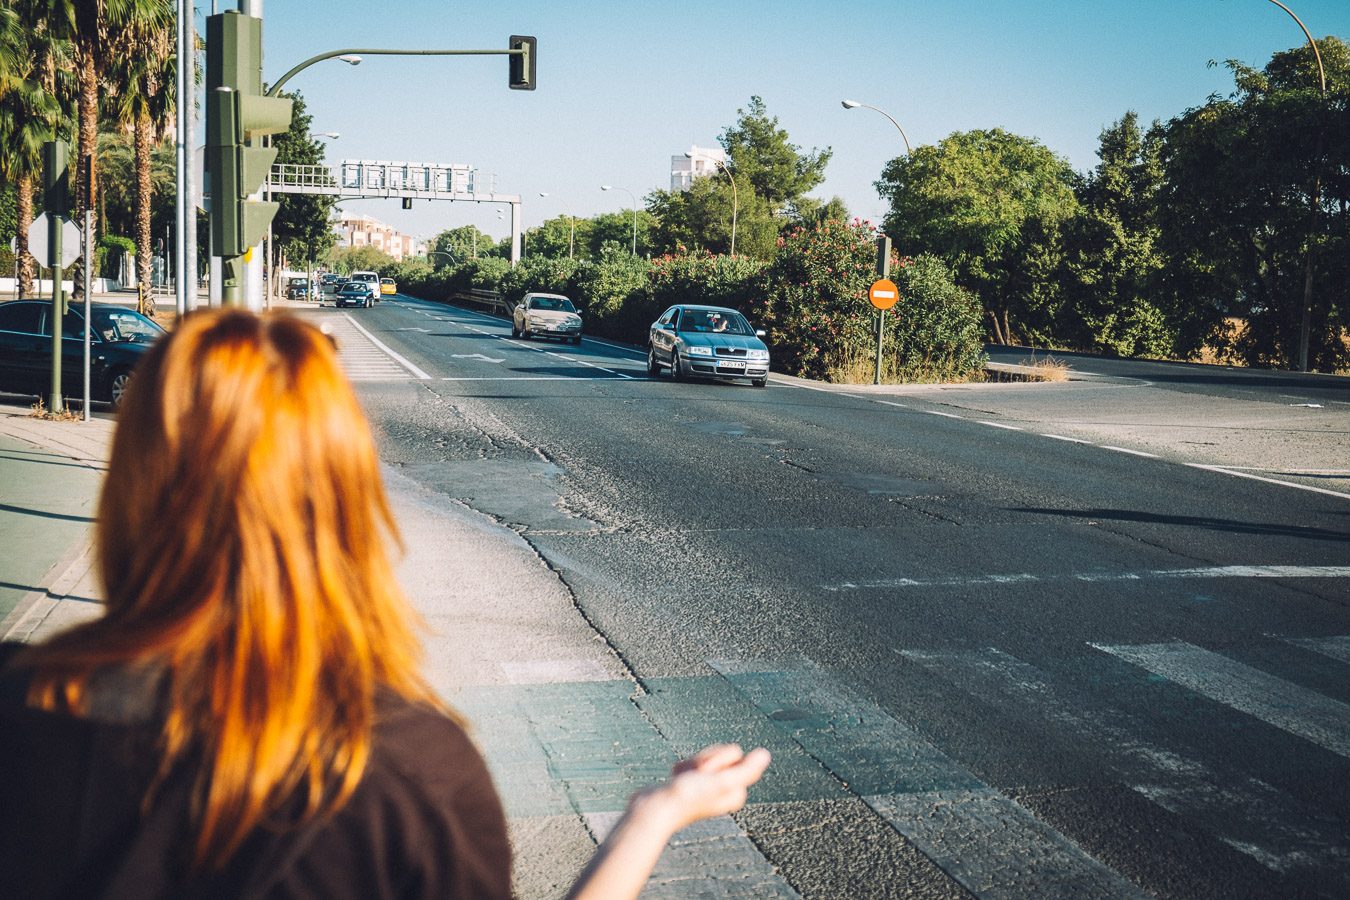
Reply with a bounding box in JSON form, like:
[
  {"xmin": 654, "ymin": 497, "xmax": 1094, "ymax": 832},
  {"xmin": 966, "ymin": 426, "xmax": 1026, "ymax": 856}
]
[
  {"xmin": 876, "ymin": 128, "xmax": 1080, "ymax": 345},
  {"xmin": 1157, "ymin": 38, "xmax": 1350, "ymax": 371},
  {"xmin": 0, "ymin": 0, "xmax": 74, "ymax": 298},
  {"xmin": 721, "ymin": 95, "xmax": 831, "ymax": 213},
  {"xmin": 584, "ymin": 209, "xmax": 656, "ymax": 258},
  {"xmin": 525, "ymin": 215, "xmax": 589, "ymax": 259},
  {"xmin": 39, "ymin": 0, "xmax": 172, "ymax": 297},
  {"xmin": 1056, "ymin": 112, "xmax": 1181, "ymax": 357},
  {"xmin": 271, "ymin": 91, "xmax": 337, "ymax": 288},
  {"xmin": 106, "ymin": 2, "xmax": 174, "ymax": 314},
  {"xmin": 431, "ymin": 224, "xmax": 496, "ymax": 266},
  {"xmin": 646, "ymin": 177, "xmax": 777, "ymax": 259},
  {"xmin": 326, "ymin": 244, "xmax": 393, "ymax": 274}
]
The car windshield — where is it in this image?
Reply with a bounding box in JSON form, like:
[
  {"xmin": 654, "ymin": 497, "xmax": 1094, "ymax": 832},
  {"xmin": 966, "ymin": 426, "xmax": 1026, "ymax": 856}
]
[
  {"xmin": 530, "ymin": 297, "xmax": 575, "ymax": 313},
  {"xmin": 684, "ymin": 310, "xmax": 753, "ymax": 335},
  {"xmin": 89, "ymin": 307, "xmax": 165, "ymax": 343}
]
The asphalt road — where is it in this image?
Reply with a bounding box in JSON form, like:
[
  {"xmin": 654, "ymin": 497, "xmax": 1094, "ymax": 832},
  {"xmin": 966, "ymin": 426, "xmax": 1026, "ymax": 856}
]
[{"xmin": 307, "ymin": 297, "xmax": 1350, "ymax": 900}]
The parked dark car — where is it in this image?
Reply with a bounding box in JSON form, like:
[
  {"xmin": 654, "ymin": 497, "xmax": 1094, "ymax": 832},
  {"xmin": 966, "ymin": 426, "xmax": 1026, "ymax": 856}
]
[
  {"xmin": 334, "ymin": 282, "xmax": 372, "ymax": 308},
  {"xmin": 0, "ymin": 300, "xmax": 165, "ymax": 407},
  {"xmin": 648, "ymin": 304, "xmax": 770, "ymax": 387}
]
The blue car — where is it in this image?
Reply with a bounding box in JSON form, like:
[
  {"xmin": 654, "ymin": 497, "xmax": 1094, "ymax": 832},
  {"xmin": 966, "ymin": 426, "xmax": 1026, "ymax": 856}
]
[
  {"xmin": 335, "ymin": 282, "xmax": 372, "ymax": 308},
  {"xmin": 648, "ymin": 304, "xmax": 770, "ymax": 387}
]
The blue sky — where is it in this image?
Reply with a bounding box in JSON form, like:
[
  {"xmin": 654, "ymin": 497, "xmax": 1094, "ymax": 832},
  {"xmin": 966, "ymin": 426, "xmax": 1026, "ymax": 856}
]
[{"xmin": 244, "ymin": 0, "xmax": 1348, "ymax": 246}]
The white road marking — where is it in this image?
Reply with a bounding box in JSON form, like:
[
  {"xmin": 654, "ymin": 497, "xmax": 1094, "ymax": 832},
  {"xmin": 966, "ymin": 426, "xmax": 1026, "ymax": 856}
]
[
  {"xmin": 711, "ymin": 659, "xmax": 1151, "ymax": 899},
  {"xmin": 978, "ymin": 420, "xmax": 1023, "ymax": 431},
  {"xmin": 451, "ymin": 353, "xmax": 506, "ymax": 363},
  {"xmin": 875, "ymin": 400, "xmax": 908, "ymax": 408},
  {"xmin": 1092, "ymin": 641, "xmax": 1350, "ymax": 760},
  {"xmin": 1185, "ymin": 464, "xmax": 1350, "ymax": 500},
  {"xmin": 1284, "ymin": 635, "xmax": 1350, "ymax": 666},
  {"xmin": 868, "ymin": 790, "xmax": 1155, "ymax": 899},
  {"xmin": 1101, "ymin": 445, "xmax": 1160, "ymax": 458},
  {"xmin": 927, "ymin": 410, "xmax": 964, "ymax": 418},
  {"xmin": 1043, "ymin": 433, "xmax": 1092, "ymax": 444},
  {"xmin": 900, "ymin": 646, "xmax": 1350, "ymax": 874},
  {"xmin": 441, "ymin": 376, "xmax": 627, "ymax": 382},
  {"xmin": 823, "ymin": 566, "xmax": 1350, "ymax": 592},
  {"xmin": 341, "ymin": 313, "xmax": 430, "ymax": 379}
]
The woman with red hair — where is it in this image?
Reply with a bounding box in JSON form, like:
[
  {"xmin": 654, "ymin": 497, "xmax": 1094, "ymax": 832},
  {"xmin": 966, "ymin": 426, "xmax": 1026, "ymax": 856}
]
[{"xmin": 0, "ymin": 310, "xmax": 768, "ymax": 899}]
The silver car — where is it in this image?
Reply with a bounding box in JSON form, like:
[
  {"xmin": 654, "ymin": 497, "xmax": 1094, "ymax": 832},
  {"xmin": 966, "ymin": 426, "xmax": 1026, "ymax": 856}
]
[
  {"xmin": 648, "ymin": 304, "xmax": 770, "ymax": 387},
  {"xmin": 512, "ymin": 293, "xmax": 583, "ymax": 344}
]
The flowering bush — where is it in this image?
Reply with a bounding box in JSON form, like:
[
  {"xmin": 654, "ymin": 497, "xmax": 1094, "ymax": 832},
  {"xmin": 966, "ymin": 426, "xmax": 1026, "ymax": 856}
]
[
  {"xmin": 761, "ymin": 220, "xmax": 984, "ymax": 382},
  {"xmin": 759, "ymin": 219, "xmax": 881, "ymax": 379}
]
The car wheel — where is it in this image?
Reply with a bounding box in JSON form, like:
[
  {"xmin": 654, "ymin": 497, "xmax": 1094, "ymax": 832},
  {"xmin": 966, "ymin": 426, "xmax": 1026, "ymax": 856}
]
[
  {"xmin": 511, "ymin": 322, "xmax": 520, "ymax": 338},
  {"xmin": 670, "ymin": 349, "xmax": 683, "ymax": 382},
  {"xmin": 108, "ymin": 367, "xmax": 133, "ymax": 409},
  {"xmin": 647, "ymin": 347, "xmax": 660, "ymax": 377},
  {"xmin": 752, "ymin": 376, "xmax": 768, "ymax": 388},
  {"xmin": 572, "ymin": 335, "xmax": 582, "ymax": 345}
]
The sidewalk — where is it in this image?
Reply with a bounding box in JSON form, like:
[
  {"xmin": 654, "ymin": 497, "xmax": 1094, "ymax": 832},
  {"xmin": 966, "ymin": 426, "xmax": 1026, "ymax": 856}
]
[{"xmin": 0, "ymin": 397, "xmax": 767, "ymax": 900}]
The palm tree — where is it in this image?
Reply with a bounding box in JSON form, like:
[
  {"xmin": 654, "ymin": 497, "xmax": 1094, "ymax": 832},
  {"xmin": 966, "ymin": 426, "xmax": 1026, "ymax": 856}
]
[
  {"xmin": 34, "ymin": 0, "xmax": 170, "ymax": 297},
  {"xmin": 106, "ymin": 0, "xmax": 174, "ymax": 315},
  {"xmin": 0, "ymin": 1, "xmax": 74, "ymax": 299}
]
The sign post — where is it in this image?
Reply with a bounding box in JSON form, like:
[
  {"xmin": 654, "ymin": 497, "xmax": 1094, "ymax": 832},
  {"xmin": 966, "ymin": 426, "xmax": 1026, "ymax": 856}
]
[{"xmin": 869, "ymin": 235, "xmax": 896, "ymax": 385}]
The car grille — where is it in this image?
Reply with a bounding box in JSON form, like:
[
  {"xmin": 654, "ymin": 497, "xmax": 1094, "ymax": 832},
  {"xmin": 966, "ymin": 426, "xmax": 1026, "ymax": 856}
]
[{"xmin": 714, "ymin": 347, "xmax": 747, "ymax": 357}]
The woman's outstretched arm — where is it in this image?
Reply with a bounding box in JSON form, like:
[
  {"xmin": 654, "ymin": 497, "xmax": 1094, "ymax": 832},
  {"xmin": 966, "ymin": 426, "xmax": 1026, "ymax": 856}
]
[{"xmin": 565, "ymin": 744, "xmax": 771, "ymax": 900}]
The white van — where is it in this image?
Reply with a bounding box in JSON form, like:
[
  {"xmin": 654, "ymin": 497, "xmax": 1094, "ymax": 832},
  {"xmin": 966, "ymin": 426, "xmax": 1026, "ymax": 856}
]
[{"xmin": 347, "ymin": 271, "xmax": 381, "ymax": 303}]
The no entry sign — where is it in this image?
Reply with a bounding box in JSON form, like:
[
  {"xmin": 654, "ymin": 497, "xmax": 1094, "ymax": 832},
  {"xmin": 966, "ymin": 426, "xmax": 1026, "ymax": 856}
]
[{"xmin": 868, "ymin": 278, "xmax": 898, "ymax": 310}]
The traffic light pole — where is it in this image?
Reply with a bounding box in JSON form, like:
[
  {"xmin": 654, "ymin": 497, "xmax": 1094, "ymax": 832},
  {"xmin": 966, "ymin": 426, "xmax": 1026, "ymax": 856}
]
[{"xmin": 43, "ymin": 142, "xmax": 68, "ymax": 414}]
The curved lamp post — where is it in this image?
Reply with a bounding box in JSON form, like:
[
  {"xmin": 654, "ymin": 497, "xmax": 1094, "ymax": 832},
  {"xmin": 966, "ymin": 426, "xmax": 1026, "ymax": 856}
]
[
  {"xmin": 684, "ymin": 150, "xmax": 737, "ymax": 256},
  {"xmin": 841, "ymin": 99, "xmax": 912, "ymax": 154},
  {"xmin": 601, "ymin": 185, "xmax": 638, "ymax": 254},
  {"xmin": 309, "ymin": 131, "xmax": 340, "ymax": 140},
  {"xmin": 538, "ymin": 192, "xmax": 574, "ymax": 258},
  {"xmin": 1255, "ymin": 0, "xmax": 1326, "ymax": 373}
]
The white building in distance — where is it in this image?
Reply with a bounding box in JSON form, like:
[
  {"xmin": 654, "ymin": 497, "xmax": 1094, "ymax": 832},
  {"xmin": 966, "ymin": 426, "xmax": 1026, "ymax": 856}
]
[{"xmin": 670, "ymin": 144, "xmax": 727, "ymax": 192}]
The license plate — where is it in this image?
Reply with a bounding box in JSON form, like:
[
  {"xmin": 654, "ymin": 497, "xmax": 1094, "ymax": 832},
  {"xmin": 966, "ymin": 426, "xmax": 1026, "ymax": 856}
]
[{"xmin": 719, "ymin": 360, "xmax": 745, "ymax": 370}]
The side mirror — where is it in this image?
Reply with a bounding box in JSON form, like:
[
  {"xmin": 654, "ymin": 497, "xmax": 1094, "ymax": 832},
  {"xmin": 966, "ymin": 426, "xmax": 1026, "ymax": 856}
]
[{"xmin": 755, "ymin": 330, "xmax": 766, "ymax": 338}]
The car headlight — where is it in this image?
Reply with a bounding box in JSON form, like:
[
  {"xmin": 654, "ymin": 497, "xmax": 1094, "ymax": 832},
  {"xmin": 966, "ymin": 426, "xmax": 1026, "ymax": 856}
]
[
  {"xmin": 687, "ymin": 345, "xmax": 713, "ymax": 357},
  {"xmin": 747, "ymin": 349, "xmax": 770, "ymax": 360},
  {"xmin": 567, "ymin": 315, "xmax": 581, "ymax": 326}
]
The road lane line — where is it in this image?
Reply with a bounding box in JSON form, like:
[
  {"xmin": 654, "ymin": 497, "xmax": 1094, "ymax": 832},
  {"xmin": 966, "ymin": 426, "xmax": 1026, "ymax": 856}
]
[
  {"xmin": 1101, "ymin": 445, "xmax": 1160, "ymax": 458},
  {"xmin": 1043, "ymin": 433, "xmax": 1092, "ymax": 444},
  {"xmin": 1092, "ymin": 641, "xmax": 1350, "ymax": 760},
  {"xmin": 440, "ymin": 376, "xmax": 627, "ymax": 382},
  {"xmin": 341, "ymin": 313, "xmax": 431, "ymax": 379},
  {"xmin": 1185, "ymin": 464, "xmax": 1350, "ymax": 500},
  {"xmin": 927, "ymin": 410, "xmax": 964, "ymax": 418},
  {"xmin": 822, "ymin": 566, "xmax": 1350, "ymax": 592},
  {"xmin": 978, "ymin": 420, "xmax": 1023, "ymax": 431}
]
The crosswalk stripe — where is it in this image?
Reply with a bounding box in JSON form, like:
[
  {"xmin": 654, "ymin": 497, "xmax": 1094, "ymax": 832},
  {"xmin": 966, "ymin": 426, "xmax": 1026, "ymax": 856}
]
[
  {"xmin": 867, "ymin": 790, "xmax": 1154, "ymax": 900},
  {"xmin": 710, "ymin": 659, "xmax": 1151, "ymax": 899},
  {"xmin": 1285, "ymin": 634, "xmax": 1350, "ymax": 666},
  {"xmin": 1092, "ymin": 641, "xmax": 1350, "ymax": 760},
  {"xmin": 899, "ymin": 647, "xmax": 1350, "ymax": 875}
]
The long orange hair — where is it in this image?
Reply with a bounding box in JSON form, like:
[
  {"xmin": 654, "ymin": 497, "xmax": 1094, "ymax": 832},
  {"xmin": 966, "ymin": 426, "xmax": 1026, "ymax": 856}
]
[{"xmin": 17, "ymin": 309, "xmax": 440, "ymax": 871}]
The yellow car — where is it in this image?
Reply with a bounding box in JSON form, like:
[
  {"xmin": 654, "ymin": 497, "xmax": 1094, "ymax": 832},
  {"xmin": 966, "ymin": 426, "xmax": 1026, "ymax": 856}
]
[{"xmin": 380, "ymin": 278, "xmax": 396, "ymax": 296}]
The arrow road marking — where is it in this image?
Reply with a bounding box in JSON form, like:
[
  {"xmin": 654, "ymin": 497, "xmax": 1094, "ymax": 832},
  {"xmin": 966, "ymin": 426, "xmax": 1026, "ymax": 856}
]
[{"xmin": 451, "ymin": 353, "xmax": 506, "ymax": 363}]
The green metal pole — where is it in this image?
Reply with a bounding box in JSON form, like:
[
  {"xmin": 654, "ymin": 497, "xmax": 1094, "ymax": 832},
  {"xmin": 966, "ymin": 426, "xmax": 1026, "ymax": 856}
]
[{"xmin": 44, "ymin": 142, "xmax": 68, "ymax": 414}]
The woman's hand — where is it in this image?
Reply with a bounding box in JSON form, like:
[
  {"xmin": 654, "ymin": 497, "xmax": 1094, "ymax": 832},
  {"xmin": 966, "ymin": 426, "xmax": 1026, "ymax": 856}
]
[{"xmin": 564, "ymin": 744, "xmax": 771, "ymax": 900}]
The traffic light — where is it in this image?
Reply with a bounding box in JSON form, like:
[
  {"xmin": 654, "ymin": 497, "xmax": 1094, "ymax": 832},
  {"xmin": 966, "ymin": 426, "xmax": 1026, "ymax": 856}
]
[
  {"xmin": 206, "ymin": 11, "xmax": 293, "ymax": 260},
  {"xmin": 509, "ymin": 35, "xmax": 536, "ymax": 90}
]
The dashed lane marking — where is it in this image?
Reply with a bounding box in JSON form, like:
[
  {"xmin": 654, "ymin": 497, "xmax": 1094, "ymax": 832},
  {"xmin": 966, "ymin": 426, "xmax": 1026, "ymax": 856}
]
[{"xmin": 823, "ymin": 566, "xmax": 1350, "ymax": 592}]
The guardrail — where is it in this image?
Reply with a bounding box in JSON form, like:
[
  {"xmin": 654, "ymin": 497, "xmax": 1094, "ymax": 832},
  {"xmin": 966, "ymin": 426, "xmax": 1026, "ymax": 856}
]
[{"xmin": 450, "ymin": 288, "xmax": 512, "ymax": 319}]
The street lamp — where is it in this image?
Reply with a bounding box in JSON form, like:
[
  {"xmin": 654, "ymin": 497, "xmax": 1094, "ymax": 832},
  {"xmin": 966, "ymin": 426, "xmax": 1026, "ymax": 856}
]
[
  {"xmin": 309, "ymin": 131, "xmax": 340, "ymax": 140},
  {"xmin": 841, "ymin": 100, "xmax": 912, "ymax": 153},
  {"xmin": 1243, "ymin": 0, "xmax": 1326, "ymax": 372},
  {"xmin": 539, "ymin": 191, "xmax": 574, "ymax": 258},
  {"xmin": 601, "ymin": 185, "xmax": 638, "ymax": 255},
  {"xmin": 684, "ymin": 150, "xmax": 737, "ymax": 256}
]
